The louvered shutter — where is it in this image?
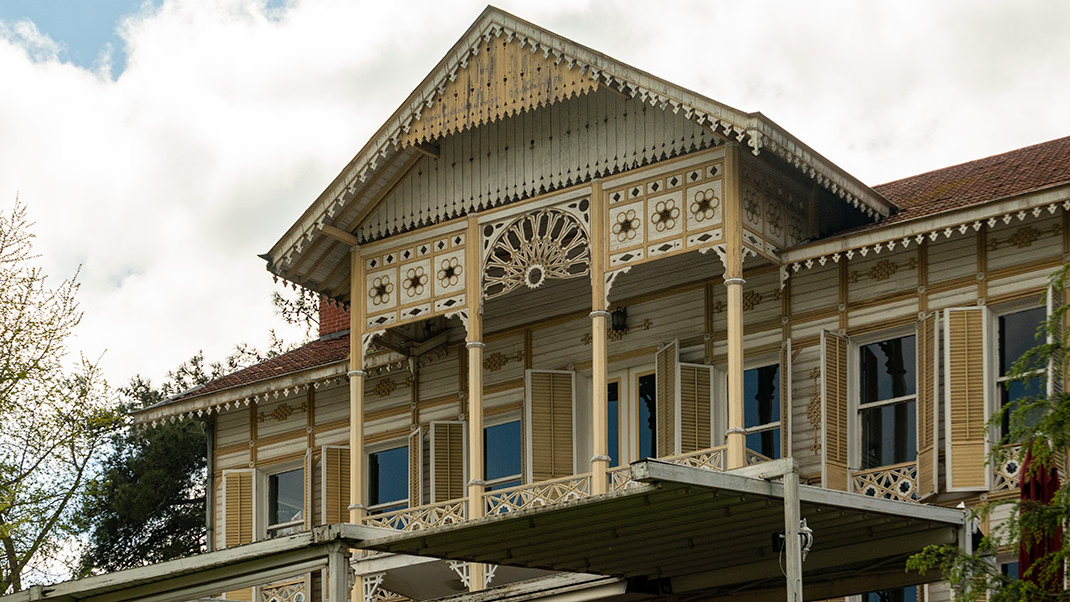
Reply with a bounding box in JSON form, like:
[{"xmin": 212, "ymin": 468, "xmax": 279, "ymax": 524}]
[
  {"xmin": 322, "ymin": 447, "xmax": 350, "ymax": 525},
  {"xmin": 409, "ymin": 427, "xmax": 423, "ymax": 508},
  {"xmin": 223, "ymin": 470, "xmax": 254, "ymax": 601},
  {"xmin": 781, "ymin": 339, "xmax": 792, "ymax": 458},
  {"xmin": 656, "ymin": 341, "xmax": 678, "ymax": 457},
  {"xmin": 821, "ymin": 331, "xmax": 849, "ymax": 491},
  {"xmin": 679, "ymin": 363, "xmax": 713, "ymax": 453},
  {"xmin": 916, "ymin": 313, "xmax": 939, "ymax": 498},
  {"xmin": 944, "ymin": 307, "xmax": 989, "ymax": 491},
  {"xmin": 1047, "ymin": 282, "xmax": 1065, "ymax": 397},
  {"xmin": 527, "ymin": 370, "xmax": 574, "ymax": 481},
  {"xmin": 430, "ymin": 421, "xmax": 465, "ymax": 502}
]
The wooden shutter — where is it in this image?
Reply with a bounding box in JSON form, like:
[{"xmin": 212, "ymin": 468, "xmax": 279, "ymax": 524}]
[
  {"xmin": 944, "ymin": 307, "xmax": 988, "ymax": 491},
  {"xmin": 916, "ymin": 313, "xmax": 939, "ymax": 498},
  {"xmin": 409, "ymin": 427, "xmax": 423, "ymax": 508},
  {"xmin": 1047, "ymin": 282, "xmax": 1065, "ymax": 397},
  {"xmin": 679, "ymin": 363, "xmax": 713, "ymax": 453},
  {"xmin": 322, "ymin": 446, "xmax": 350, "ymax": 525},
  {"xmin": 430, "ymin": 421, "xmax": 465, "ymax": 502},
  {"xmin": 821, "ymin": 331, "xmax": 849, "ymax": 491},
  {"xmin": 223, "ymin": 470, "xmax": 254, "ymax": 601},
  {"xmin": 656, "ymin": 341, "xmax": 678, "ymax": 457},
  {"xmin": 781, "ymin": 339, "xmax": 792, "ymax": 458},
  {"xmin": 527, "ymin": 370, "xmax": 574, "ymax": 481}
]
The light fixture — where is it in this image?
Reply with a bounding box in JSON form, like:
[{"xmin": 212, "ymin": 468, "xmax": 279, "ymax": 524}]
[{"xmin": 611, "ymin": 306, "xmax": 628, "ymax": 332}]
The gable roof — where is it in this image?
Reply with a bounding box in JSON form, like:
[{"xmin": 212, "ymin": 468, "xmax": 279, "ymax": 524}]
[{"xmin": 263, "ymin": 5, "xmax": 893, "ymax": 304}]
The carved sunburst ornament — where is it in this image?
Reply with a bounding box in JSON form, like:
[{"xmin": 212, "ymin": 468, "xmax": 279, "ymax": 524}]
[{"xmin": 484, "ymin": 209, "xmax": 590, "ymax": 300}]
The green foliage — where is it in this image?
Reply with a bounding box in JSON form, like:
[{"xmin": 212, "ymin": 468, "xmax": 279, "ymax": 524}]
[
  {"xmin": 272, "ymin": 286, "xmax": 318, "ymax": 340},
  {"xmin": 908, "ymin": 264, "xmax": 1070, "ymax": 601},
  {"xmin": 0, "ymin": 200, "xmax": 121, "ymax": 594}
]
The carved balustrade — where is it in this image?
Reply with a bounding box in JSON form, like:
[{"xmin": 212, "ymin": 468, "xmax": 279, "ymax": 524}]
[
  {"xmin": 260, "ymin": 577, "xmax": 307, "ymax": 602},
  {"xmin": 362, "ymin": 499, "xmax": 468, "ymax": 531},
  {"xmin": 850, "ymin": 461, "xmax": 918, "ymax": 502},
  {"xmin": 484, "ymin": 474, "xmax": 591, "ymax": 515}
]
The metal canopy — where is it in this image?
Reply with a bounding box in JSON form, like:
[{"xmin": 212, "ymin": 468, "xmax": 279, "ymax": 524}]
[{"xmin": 362, "ymin": 460, "xmax": 966, "ymax": 601}]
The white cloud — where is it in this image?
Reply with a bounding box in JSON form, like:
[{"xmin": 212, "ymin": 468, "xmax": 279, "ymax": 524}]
[{"xmin": 1, "ymin": 0, "xmax": 1068, "ymax": 387}]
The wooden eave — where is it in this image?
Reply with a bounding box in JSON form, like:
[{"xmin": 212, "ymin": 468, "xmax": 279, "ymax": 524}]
[{"xmin": 264, "ymin": 5, "xmax": 892, "ymax": 304}]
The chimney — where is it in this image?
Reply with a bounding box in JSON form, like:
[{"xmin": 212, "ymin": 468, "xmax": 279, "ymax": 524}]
[{"xmin": 318, "ymin": 298, "xmax": 351, "ymax": 338}]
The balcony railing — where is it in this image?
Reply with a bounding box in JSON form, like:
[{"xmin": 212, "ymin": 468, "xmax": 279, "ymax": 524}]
[
  {"xmin": 362, "ymin": 498, "xmax": 468, "ymax": 531},
  {"xmin": 850, "ymin": 461, "xmax": 918, "ymax": 502},
  {"xmin": 484, "ymin": 473, "xmax": 591, "ymax": 515},
  {"xmin": 260, "ymin": 577, "xmax": 306, "ymax": 602}
]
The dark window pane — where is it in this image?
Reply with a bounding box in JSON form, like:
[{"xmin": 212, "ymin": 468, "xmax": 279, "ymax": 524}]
[
  {"xmin": 369, "ymin": 446, "xmax": 407, "ymax": 507},
  {"xmin": 1001, "ymin": 562, "xmax": 1019, "ymax": 579},
  {"xmin": 484, "ymin": 420, "xmax": 521, "ymax": 481},
  {"xmin": 859, "ymin": 336, "xmax": 916, "ymax": 404},
  {"xmin": 485, "ymin": 478, "xmax": 522, "ymax": 492},
  {"xmin": 999, "ymin": 307, "xmax": 1045, "ymax": 374},
  {"xmin": 637, "ymin": 373, "xmax": 656, "ymax": 459},
  {"xmin": 1000, "ymin": 375, "xmax": 1044, "ymax": 438},
  {"xmin": 268, "ymin": 468, "xmax": 303, "ymax": 526},
  {"xmin": 607, "ymin": 382, "xmax": 619, "ymax": 468},
  {"xmin": 744, "ymin": 365, "xmax": 780, "ymax": 428},
  {"xmin": 746, "ymin": 428, "xmax": 780, "ymax": 459},
  {"xmin": 863, "ymin": 587, "xmax": 917, "ymax": 602},
  {"xmin": 860, "ymin": 401, "xmax": 916, "ymax": 469}
]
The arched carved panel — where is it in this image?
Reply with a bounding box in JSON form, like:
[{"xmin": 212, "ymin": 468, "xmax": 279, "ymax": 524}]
[{"xmin": 483, "ymin": 208, "xmax": 590, "ymax": 300}]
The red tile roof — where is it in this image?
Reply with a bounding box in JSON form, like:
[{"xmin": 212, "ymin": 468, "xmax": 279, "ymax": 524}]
[{"xmin": 873, "ymin": 135, "xmax": 1070, "ymax": 225}]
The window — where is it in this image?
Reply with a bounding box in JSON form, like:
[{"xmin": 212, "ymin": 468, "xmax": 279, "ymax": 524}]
[
  {"xmin": 484, "ymin": 419, "xmax": 522, "ymax": 490},
  {"xmin": 744, "ymin": 364, "xmax": 781, "ymax": 459},
  {"xmin": 266, "ymin": 467, "xmax": 303, "ymax": 538},
  {"xmin": 997, "ymin": 307, "xmax": 1045, "ymax": 438},
  {"xmin": 636, "ymin": 372, "xmax": 657, "ymax": 459},
  {"xmin": 858, "ymin": 335, "xmax": 917, "ymax": 469},
  {"xmin": 607, "ymin": 380, "xmax": 621, "ymax": 467},
  {"xmin": 861, "ymin": 586, "xmax": 917, "ymax": 602},
  {"xmin": 368, "ymin": 445, "xmax": 407, "ymax": 514}
]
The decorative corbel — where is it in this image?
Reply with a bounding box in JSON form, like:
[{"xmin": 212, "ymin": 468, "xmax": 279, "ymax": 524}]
[{"xmin": 604, "ymin": 266, "xmax": 631, "ymax": 307}]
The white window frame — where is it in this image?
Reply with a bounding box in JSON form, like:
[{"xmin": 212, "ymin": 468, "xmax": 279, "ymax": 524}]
[
  {"xmin": 848, "ymin": 325, "xmax": 918, "ymax": 473},
  {"xmin": 989, "ymin": 297, "xmax": 1046, "ymax": 442},
  {"xmin": 365, "ymin": 438, "xmax": 409, "ymax": 515},
  {"xmin": 741, "ymin": 357, "xmax": 782, "ymax": 460},
  {"xmin": 257, "ymin": 459, "xmax": 305, "ymax": 540},
  {"xmin": 484, "ymin": 411, "xmax": 523, "ymax": 490}
]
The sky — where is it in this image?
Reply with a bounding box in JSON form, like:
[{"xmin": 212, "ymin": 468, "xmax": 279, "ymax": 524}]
[{"xmin": 1, "ymin": 0, "xmax": 1068, "ymax": 390}]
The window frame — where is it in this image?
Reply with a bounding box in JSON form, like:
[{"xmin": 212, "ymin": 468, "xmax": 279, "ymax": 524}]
[
  {"xmin": 741, "ymin": 358, "xmax": 783, "ymax": 460},
  {"xmin": 989, "ymin": 298, "xmax": 1047, "ymax": 442},
  {"xmin": 484, "ymin": 411, "xmax": 523, "ymax": 490},
  {"xmin": 849, "ymin": 326, "xmax": 919, "ymax": 472},
  {"xmin": 257, "ymin": 459, "xmax": 306, "ymax": 540},
  {"xmin": 365, "ymin": 438, "xmax": 410, "ymax": 515}
]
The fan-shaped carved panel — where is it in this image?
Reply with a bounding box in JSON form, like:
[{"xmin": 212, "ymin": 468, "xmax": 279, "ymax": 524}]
[{"xmin": 483, "ymin": 208, "xmax": 590, "ymax": 300}]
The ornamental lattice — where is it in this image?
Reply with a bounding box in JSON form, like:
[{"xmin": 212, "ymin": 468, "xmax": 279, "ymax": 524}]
[{"xmin": 483, "ymin": 208, "xmax": 590, "ymax": 300}]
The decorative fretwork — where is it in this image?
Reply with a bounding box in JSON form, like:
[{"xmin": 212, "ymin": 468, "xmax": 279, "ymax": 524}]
[
  {"xmin": 993, "ymin": 445, "xmax": 1023, "ymax": 491},
  {"xmin": 711, "ymin": 287, "xmax": 782, "ymax": 313},
  {"xmin": 608, "ymin": 466, "xmax": 643, "ymax": 491},
  {"xmin": 257, "ymin": 401, "xmax": 308, "ymax": 423},
  {"xmin": 361, "ymin": 499, "xmax": 467, "ymax": 531},
  {"xmin": 746, "ymin": 449, "xmax": 773, "ymax": 466},
  {"xmin": 739, "ymin": 158, "xmax": 810, "ymax": 260},
  {"xmin": 580, "ymin": 318, "xmax": 653, "ymax": 344},
  {"xmin": 370, "ymin": 375, "xmax": 414, "ymax": 398},
  {"xmin": 665, "ymin": 446, "xmax": 727, "ymax": 471},
  {"xmin": 807, "ymin": 367, "xmax": 822, "ymax": 455},
  {"xmin": 483, "ymin": 350, "xmax": 524, "ymax": 372},
  {"xmin": 261, "ymin": 578, "xmax": 306, "ymax": 602},
  {"xmin": 363, "ymin": 573, "xmax": 385, "ymax": 602},
  {"xmin": 369, "ymin": 275, "xmax": 395, "ymax": 307},
  {"xmin": 364, "ymin": 229, "xmax": 467, "ymax": 331},
  {"xmin": 447, "ymin": 561, "xmax": 498, "ymax": 589},
  {"xmin": 484, "ymin": 474, "xmax": 591, "ymax": 515},
  {"xmin": 851, "ymin": 461, "xmax": 918, "ymax": 502},
  {"xmin": 483, "ymin": 208, "xmax": 590, "ymax": 300},
  {"xmin": 986, "ymin": 223, "xmax": 1062, "ymax": 251},
  {"xmin": 848, "ymin": 257, "xmax": 917, "ymax": 284}
]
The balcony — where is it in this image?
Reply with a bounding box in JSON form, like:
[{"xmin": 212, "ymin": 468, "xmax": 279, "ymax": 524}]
[{"xmin": 850, "ymin": 461, "xmax": 918, "ymax": 502}]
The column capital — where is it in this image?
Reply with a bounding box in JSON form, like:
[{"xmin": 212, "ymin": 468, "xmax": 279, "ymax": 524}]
[
  {"xmin": 347, "ymin": 369, "xmax": 366, "ymax": 378},
  {"xmin": 589, "ymin": 310, "xmax": 611, "ymax": 319},
  {"xmin": 466, "ymin": 341, "xmax": 486, "ymax": 350},
  {"xmin": 723, "ymin": 277, "xmax": 746, "ymax": 286}
]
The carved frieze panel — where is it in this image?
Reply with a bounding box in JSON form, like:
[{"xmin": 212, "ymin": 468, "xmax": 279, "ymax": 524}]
[
  {"xmin": 740, "ymin": 158, "xmax": 808, "ymax": 260},
  {"xmin": 605, "ymin": 157, "xmax": 725, "ymax": 271},
  {"xmin": 481, "ymin": 197, "xmax": 591, "ymax": 300},
  {"xmin": 363, "ymin": 227, "xmax": 467, "ymax": 331}
]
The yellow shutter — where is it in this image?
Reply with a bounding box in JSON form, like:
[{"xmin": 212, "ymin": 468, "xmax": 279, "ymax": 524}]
[
  {"xmin": 528, "ymin": 370, "xmax": 574, "ymax": 481},
  {"xmin": 679, "ymin": 363, "xmax": 712, "ymax": 453},
  {"xmin": 944, "ymin": 307, "xmax": 988, "ymax": 491},
  {"xmin": 430, "ymin": 421, "xmax": 465, "ymax": 502},
  {"xmin": 322, "ymin": 447, "xmax": 350, "ymax": 525},
  {"xmin": 409, "ymin": 427, "xmax": 423, "ymax": 508},
  {"xmin": 223, "ymin": 470, "xmax": 254, "ymax": 601},
  {"xmin": 656, "ymin": 341, "xmax": 678, "ymax": 457},
  {"xmin": 916, "ymin": 313, "xmax": 938, "ymax": 498},
  {"xmin": 821, "ymin": 331, "xmax": 849, "ymax": 491},
  {"xmin": 781, "ymin": 339, "xmax": 792, "ymax": 458}
]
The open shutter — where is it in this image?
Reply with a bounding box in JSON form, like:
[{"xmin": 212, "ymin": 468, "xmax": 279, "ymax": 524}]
[
  {"xmin": 430, "ymin": 421, "xmax": 466, "ymax": 502},
  {"xmin": 527, "ymin": 370, "xmax": 574, "ymax": 481},
  {"xmin": 916, "ymin": 313, "xmax": 939, "ymax": 498},
  {"xmin": 679, "ymin": 363, "xmax": 713, "ymax": 453},
  {"xmin": 656, "ymin": 341, "xmax": 679, "ymax": 456},
  {"xmin": 1048, "ymin": 282, "xmax": 1065, "ymax": 397},
  {"xmin": 322, "ymin": 447, "xmax": 350, "ymax": 525},
  {"xmin": 409, "ymin": 427, "xmax": 423, "ymax": 508},
  {"xmin": 223, "ymin": 469, "xmax": 254, "ymax": 601},
  {"xmin": 781, "ymin": 339, "xmax": 792, "ymax": 458},
  {"xmin": 944, "ymin": 307, "xmax": 988, "ymax": 491},
  {"xmin": 821, "ymin": 331, "xmax": 849, "ymax": 491}
]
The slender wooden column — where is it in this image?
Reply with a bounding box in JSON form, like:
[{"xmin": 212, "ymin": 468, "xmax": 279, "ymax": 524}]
[
  {"xmin": 723, "ymin": 143, "xmax": 747, "ymax": 470},
  {"xmin": 589, "ymin": 179, "xmax": 609, "ymax": 494},
  {"xmin": 464, "ymin": 215, "xmax": 486, "ymax": 591},
  {"xmin": 348, "ymin": 245, "xmax": 367, "ymax": 524}
]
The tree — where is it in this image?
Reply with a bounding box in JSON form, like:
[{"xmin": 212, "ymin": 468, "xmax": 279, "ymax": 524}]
[
  {"xmin": 272, "ymin": 285, "xmax": 319, "ymax": 340},
  {"xmin": 75, "ymin": 343, "xmax": 285, "ymax": 576},
  {"xmin": 908, "ymin": 264, "xmax": 1070, "ymax": 601},
  {"xmin": 0, "ymin": 200, "xmax": 119, "ymax": 594}
]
